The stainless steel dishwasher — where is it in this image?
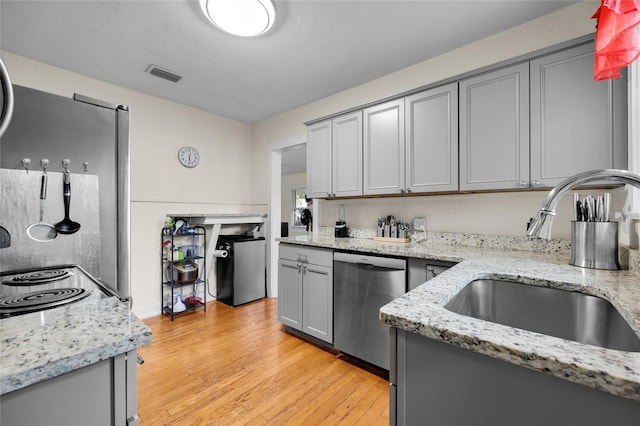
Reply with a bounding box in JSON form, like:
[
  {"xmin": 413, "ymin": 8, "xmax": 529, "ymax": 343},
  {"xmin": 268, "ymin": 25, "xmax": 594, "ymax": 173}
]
[{"xmin": 334, "ymin": 252, "xmax": 406, "ymax": 370}]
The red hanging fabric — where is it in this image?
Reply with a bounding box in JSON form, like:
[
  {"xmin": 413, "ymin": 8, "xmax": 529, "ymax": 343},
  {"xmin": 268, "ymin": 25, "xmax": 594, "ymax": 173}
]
[{"xmin": 592, "ymin": 0, "xmax": 640, "ymax": 80}]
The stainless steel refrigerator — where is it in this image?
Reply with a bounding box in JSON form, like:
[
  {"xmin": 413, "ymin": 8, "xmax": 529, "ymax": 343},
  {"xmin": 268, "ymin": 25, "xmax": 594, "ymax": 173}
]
[{"xmin": 0, "ymin": 84, "xmax": 131, "ymax": 300}]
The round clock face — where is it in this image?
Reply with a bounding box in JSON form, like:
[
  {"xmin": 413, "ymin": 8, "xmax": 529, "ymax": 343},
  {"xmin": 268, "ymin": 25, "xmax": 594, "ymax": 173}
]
[{"xmin": 177, "ymin": 146, "xmax": 200, "ymax": 168}]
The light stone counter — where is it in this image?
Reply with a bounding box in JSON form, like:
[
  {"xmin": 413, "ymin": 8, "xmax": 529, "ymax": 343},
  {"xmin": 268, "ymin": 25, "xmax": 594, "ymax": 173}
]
[
  {"xmin": 0, "ymin": 296, "xmax": 152, "ymax": 395},
  {"xmin": 278, "ymin": 234, "xmax": 640, "ymax": 401}
]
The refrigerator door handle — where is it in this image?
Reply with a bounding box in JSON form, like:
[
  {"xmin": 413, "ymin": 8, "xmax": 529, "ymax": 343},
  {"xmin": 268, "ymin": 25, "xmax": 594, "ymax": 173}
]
[
  {"xmin": 116, "ymin": 105, "xmax": 131, "ymax": 300},
  {"xmin": 0, "ymin": 58, "xmax": 14, "ymax": 139}
]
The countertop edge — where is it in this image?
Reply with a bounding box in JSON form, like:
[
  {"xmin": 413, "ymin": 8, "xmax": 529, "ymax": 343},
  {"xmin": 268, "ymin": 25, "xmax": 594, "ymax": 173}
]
[
  {"xmin": 0, "ymin": 298, "xmax": 153, "ymax": 395},
  {"xmin": 380, "ymin": 308, "xmax": 640, "ymax": 402},
  {"xmin": 0, "ymin": 332, "xmax": 152, "ymax": 395}
]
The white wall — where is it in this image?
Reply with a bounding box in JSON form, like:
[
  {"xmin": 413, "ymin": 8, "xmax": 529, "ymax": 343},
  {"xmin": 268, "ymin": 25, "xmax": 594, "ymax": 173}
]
[
  {"xmin": 1, "ymin": 52, "xmax": 259, "ymax": 317},
  {"xmin": 251, "ymin": 2, "xmax": 603, "ymax": 240}
]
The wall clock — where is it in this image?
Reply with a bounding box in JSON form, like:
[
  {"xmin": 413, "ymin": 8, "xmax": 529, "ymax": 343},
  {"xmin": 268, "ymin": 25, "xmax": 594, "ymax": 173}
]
[{"xmin": 177, "ymin": 146, "xmax": 200, "ymax": 168}]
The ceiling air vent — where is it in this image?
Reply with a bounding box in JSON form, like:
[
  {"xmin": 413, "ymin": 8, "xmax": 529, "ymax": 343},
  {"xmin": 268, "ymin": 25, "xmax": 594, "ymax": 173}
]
[{"xmin": 145, "ymin": 65, "xmax": 182, "ymax": 83}]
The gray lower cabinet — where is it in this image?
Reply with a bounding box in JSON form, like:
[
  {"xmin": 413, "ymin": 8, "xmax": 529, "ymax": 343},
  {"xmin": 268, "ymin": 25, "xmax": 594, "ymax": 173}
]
[
  {"xmin": 0, "ymin": 350, "xmax": 139, "ymax": 426},
  {"xmin": 530, "ymin": 43, "xmax": 627, "ymax": 187},
  {"xmin": 278, "ymin": 258, "xmax": 303, "ymax": 329},
  {"xmin": 459, "ymin": 62, "xmax": 530, "ymax": 191},
  {"xmin": 391, "ymin": 329, "xmax": 640, "ymax": 426},
  {"xmin": 278, "ymin": 244, "xmax": 333, "ymax": 343},
  {"xmin": 407, "ymin": 258, "xmax": 457, "ymax": 291}
]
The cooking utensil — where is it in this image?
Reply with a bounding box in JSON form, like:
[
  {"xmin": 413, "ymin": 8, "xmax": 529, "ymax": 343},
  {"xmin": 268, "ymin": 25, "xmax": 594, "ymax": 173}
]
[
  {"xmin": 27, "ymin": 172, "xmax": 58, "ymax": 242},
  {"xmin": 576, "ymin": 199, "xmax": 583, "ymax": 222},
  {"xmin": 54, "ymin": 171, "xmax": 81, "ymax": 235},
  {"xmin": 596, "ymin": 196, "xmax": 604, "ymax": 222}
]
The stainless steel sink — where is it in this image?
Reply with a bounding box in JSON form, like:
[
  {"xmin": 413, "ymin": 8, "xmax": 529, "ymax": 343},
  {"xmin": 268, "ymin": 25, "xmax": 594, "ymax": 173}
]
[{"xmin": 444, "ymin": 279, "xmax": 640, "ymax": 352}]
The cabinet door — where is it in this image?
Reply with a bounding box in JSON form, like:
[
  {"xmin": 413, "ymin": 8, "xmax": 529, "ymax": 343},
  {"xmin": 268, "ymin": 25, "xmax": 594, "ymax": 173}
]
[
  {"xmin": 306, "ymin": 120, "xmax": 332, "ymax": 198},
  {"xmin": 364, "ymin": 99, "xmax": 405, "ymax": 195},
  {"xmin": 278, "ymin": 258, "xmax": 302, "ymax": 330},
  {"xmin": 460, "ymin": 63, "xmax": 530, "ymax": 190},
  {"xmin": 530, "ymin": 43, "xmax": 628, "ymax": 187},
  {"xmin": 332, "ymin": 111, "xmax": 363, "ymax": 197},
  {"xmin": 405, "ymin": 83, "xmax": 459, "ymax": 193},
  {"xmin": 302, "ymin": 263, "xmax": 333, "ymax": 343}
]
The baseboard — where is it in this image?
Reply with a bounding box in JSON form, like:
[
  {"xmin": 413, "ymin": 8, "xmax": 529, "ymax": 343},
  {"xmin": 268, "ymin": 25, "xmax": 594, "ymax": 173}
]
[
  {"xmin": 132, "ymin": 303, "xmax": 161, "ymax": 319},
  {"xmin": 132, "ymin": 288, "xmax": 212, "ymax": 319}
]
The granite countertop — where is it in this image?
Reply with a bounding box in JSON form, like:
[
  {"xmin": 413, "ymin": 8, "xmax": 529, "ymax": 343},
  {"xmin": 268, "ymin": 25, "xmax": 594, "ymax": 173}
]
[
  {"xmin": 0, "ymin": 296, "xmax": 152, "ymax": 395},
  {"xmin": 278, "ymin": 234, "xmax": 640, "ymax": 401}
]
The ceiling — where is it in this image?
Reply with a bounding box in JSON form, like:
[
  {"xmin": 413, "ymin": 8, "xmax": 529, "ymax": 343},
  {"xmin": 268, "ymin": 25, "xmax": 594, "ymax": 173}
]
[
  {"xmin": 281, "ymin": 143, "xmax": 306, "ymax": 175},
  {"xmin": 0, "ymin": 0, "xmax": 579, "ymax": 126}
]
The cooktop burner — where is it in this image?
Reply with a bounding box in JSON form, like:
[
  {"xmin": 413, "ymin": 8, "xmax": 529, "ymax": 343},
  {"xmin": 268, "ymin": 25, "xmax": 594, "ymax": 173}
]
[
  {"xmin": 0, "ymin": 288, "xmax": 91, "ymax": 316},
  {"xmin": 3, "ymin": 269, "xmax": 70, "ymax": 286}
]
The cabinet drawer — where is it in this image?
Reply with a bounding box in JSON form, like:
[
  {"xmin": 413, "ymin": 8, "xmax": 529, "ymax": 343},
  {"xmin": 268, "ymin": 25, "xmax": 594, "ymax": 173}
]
[{"xmin": 279, "ymin": 244, "xmax": 333, "ymax": 266}]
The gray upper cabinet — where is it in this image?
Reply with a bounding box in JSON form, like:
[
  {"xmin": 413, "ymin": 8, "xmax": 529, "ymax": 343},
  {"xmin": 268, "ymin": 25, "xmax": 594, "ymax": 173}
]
[
  {"xmin": 306, "ymin": 111, "xmax": 362, "ymax": 198},
  {"xmin": 364, "ymin": 99, "xmax": 405, "ymax": 195},
  {"xmin": 307, "ymin": 40, "xmax": 627, "ymax": 197},
  {"xmin": 306, "ymin": 120, "xmax": 332, "ymax": 199},
  {"xmin": 460, "ymin": 63, "xmax": 530, "ymax": 191},
  {"xmin": 332, "ymin": 111, "xmax": 363, "ymax": 197},
  {"xmin": 405, "ymin": 83, "xmax": 459, "ymax": 193},
  {"xmin": 530, "ymin": 43, "xmax": 627, "ymax": 187}
]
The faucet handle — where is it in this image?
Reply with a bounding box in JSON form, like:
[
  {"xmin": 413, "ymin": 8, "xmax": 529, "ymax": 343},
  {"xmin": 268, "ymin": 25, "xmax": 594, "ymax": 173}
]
[{"xmin": 614, "ymin": 210, "xmax": 640, "ymax": 234}]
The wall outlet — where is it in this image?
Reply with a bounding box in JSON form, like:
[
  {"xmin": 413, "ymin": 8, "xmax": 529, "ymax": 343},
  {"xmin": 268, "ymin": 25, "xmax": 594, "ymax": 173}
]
[{"xmin": 413, "ymin": 216, "xmax": 427, "ymax": 232}]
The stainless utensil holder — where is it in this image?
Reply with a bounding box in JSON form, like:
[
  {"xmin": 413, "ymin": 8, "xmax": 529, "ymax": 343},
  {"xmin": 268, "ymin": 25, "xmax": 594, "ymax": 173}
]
[{"xmin": 570, "ymin": 221, "xmax": 620, "ymax": 270}]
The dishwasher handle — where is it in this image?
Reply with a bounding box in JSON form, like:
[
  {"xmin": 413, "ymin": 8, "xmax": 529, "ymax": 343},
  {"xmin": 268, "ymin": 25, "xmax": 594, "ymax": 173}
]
[{"xmin": 334, "ymin": 252, "xmax": 406, "ymax": 271}]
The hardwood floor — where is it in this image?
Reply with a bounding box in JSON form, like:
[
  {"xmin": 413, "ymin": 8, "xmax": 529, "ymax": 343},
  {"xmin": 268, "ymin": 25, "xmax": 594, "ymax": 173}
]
[{"xmin": 137, "ymin": 298, "xmax": 389, "ymax": 425}]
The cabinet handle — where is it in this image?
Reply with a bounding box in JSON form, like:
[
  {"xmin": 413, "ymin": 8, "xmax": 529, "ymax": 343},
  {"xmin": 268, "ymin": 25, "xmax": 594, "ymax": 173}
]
[
  {"xmin": 519, "ymin": 180, "xmax": 528, "ymax": 186},
  {"xmin": 327, "ymin": 192, "xmax": 332, "ymax": 197},
  {"xmin": 406, "ymin": 188, "xmax": 412, "ymax": 193},
  {"xmin": 532, "ymin": 180, "xmax": 541, "ymax": 186},
  {"xmin": 302, "ymin": 265, "xmax": 307, "ymax": 275},
  {"xmin": 297, "ymin": 263, "xmax": 303, "ymax": 273},
  {"xmin": 400, "ymin": 188, "xmax": 405, "ymax": 194}
]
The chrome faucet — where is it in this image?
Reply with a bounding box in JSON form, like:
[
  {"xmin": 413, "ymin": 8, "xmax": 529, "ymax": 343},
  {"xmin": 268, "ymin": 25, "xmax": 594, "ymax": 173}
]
[{"xmin": 527, "ymin": 169, "xmax": 640, "ymax": 240}]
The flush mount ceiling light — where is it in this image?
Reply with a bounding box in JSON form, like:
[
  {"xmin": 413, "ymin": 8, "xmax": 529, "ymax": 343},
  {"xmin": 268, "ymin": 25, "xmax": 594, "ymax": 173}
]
[{"xmin": 199, "ymin": 0, "xmax": 276, "ymax": 37}]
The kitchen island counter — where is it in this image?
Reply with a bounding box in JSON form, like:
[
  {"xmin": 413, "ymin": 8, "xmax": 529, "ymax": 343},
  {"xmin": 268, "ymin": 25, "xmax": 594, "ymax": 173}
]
[
  {"xmin": 0, "ymin": 296, "xmax": 151, "ymax": 395},
  {"xmin": 278, "ymin": 235, "xmax": 640, "ymax": 401}
]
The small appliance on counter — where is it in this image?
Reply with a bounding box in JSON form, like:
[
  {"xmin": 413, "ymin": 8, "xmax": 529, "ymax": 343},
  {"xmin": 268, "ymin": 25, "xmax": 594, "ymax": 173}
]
[{"xmin": 335, "ymin": 204, "xmax": 349, "ymax": 238}]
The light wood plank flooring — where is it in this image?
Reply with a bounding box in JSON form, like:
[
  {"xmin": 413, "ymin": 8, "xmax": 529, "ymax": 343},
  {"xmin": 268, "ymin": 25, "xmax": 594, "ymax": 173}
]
[{"xmin": 137, "ymin": 298, "xmax": 389, "ymax": 425}]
